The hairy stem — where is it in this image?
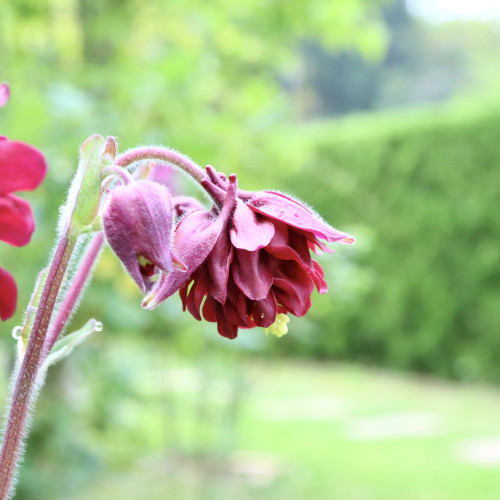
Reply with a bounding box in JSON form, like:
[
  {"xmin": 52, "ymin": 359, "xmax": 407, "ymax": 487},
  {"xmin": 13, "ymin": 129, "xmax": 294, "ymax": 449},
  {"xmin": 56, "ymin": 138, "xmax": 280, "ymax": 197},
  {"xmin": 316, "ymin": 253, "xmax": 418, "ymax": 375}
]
[
  {"xmin": 0, "ymin": 233, "xmax": 76, "ymax": 500},
  {"xmin": 45, "ymin": 232, "xmax": 105, "ymax": 352},
  {"xmin": 114, "ymin": 147, "xmax": 206, "ymax": 184}
]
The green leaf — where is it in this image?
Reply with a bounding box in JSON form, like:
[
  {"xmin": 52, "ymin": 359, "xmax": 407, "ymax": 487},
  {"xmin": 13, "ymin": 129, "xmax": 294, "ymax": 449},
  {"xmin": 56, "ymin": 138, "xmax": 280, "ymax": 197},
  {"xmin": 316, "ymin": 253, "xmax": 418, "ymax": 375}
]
[{"xmin": 41, "ymin": 318, "xmax": 103, "ymax": 372}]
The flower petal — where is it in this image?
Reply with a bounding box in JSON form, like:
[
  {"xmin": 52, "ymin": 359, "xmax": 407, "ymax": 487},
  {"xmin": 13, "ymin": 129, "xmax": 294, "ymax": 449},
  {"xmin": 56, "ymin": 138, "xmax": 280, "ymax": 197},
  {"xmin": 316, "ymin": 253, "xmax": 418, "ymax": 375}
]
[
  {"xmin": 0, "ymin": 83, "xmax": 9, "ymax": 108},
  {"xmin": 270, "ymin": 259, "xmax": 315, "ymax": 317},
  {"xmin": 207, "ymin": 229, "xmax": 233, "ymax": 303},
  {"xmin": 230, "ymin": 199, "xmax": 275, "ymax": 251},
  {"xmin": 143, "ymin": 175, "xmax": 238, "ymax": 309},
  {"xmin": 185, "ymin": 268, "xmax": 209, "ymax": 321},
  {"xmin": 248, "ymin": 191, "xmax": 354, "ymax": 243},
  {"xmin": 0, "ymin": 267, "xmax": 17, "ymax": 320},
  {"xmin": 232, "ymin": 248, "xmax": 273, "ymax": 301},
  {"xmin": 0, "ymin": 140, "xmax": 47, "ymax": 195},
  {"xmin": 0, "ymin": 194, "xmax": 35, "ymax": 246},
  {"xmin": 252, "ymin": 293, "xmax": 277, "ymax": 327}
]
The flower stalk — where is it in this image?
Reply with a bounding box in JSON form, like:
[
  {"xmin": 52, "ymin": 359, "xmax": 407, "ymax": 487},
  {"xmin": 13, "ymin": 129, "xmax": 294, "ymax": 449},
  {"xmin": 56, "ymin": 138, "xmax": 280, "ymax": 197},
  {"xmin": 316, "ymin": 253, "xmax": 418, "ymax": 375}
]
[{"xmin": 0, "ymin": 232, "xmax": 76, "ymax": 499}]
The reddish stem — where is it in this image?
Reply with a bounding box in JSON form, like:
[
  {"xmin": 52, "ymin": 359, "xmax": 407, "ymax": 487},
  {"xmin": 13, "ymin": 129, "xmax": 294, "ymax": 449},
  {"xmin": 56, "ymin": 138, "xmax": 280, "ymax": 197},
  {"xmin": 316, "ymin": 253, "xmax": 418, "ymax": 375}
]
[
  {"xmin": 114, "ymin": 147, "xmax": 206, "ymax": 184},
  {"xmin": 0, "ymin": 234, "xmax": 76, "ymax": 499},
  {"xmin": 45, "ymin": 232, "xmax": 105, "ymax": 352}
]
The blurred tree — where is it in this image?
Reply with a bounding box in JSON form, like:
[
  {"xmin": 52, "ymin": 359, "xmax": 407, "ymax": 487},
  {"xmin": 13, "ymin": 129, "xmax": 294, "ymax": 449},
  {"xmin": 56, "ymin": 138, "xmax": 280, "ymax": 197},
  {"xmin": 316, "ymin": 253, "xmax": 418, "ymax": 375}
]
[{"xmin": 299, "ymin": 0, "xmax": 500, "ymax": 115}]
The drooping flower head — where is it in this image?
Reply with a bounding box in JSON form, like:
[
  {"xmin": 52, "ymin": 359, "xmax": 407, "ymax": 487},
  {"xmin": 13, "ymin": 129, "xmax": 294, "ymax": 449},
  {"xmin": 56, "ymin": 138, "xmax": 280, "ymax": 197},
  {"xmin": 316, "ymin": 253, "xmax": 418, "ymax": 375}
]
[
  {"xmin": 140, "ymin": 166, "xmax": 354, "ymax": 339},
  {"xmin": 0, "ymin": 84, "xmax": 47, "ymax": 320}
]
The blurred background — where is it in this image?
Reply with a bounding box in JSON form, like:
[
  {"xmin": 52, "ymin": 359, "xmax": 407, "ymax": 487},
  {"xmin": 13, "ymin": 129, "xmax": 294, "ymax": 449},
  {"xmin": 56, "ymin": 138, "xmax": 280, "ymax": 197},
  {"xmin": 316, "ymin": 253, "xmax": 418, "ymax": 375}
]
[{"xmin": 1, "ymin": 0, "xmax": 500, "ymax": 498}]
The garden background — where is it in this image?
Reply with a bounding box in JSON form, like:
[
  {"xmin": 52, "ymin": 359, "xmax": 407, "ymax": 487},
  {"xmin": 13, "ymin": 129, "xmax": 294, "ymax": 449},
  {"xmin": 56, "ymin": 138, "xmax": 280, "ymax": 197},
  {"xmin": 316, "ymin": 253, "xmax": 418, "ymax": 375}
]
[{"xmin": 1, "ymin": 0, "xmax": 500, "ymax": 498}]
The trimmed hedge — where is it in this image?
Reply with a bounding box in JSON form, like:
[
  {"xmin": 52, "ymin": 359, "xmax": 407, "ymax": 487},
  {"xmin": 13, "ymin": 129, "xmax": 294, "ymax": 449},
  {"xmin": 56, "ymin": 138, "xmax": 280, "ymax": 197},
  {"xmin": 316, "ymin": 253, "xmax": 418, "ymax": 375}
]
[{"xmin": 275, "ymin": 101, "xmax": 500, "ymax": 382}]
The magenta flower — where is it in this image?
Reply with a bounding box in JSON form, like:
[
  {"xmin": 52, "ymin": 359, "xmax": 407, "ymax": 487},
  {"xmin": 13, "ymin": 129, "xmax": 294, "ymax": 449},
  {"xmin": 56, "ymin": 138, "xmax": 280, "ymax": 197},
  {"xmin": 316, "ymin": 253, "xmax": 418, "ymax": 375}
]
[
  {"xmin": 103, "ymin": 180, "xmax": 186, "ymax": 292},
  {"xmin": 143, "ymin": 168, "xmax": 354, "ymax": 339},
  {"xmin": 0, "ymin": 83, "xmax": 9, "ymax": 108},
  {"xmin": 0, "ymin": 84, "xmax": 47, "ymax": 320}
]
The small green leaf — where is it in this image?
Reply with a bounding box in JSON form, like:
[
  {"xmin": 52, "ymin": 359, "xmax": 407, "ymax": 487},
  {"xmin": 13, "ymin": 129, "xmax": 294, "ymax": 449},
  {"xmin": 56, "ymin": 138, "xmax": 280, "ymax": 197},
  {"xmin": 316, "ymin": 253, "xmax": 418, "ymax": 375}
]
[{"xmin": 41, "ymin": 318, "xmax": 102, "ymax": 371}]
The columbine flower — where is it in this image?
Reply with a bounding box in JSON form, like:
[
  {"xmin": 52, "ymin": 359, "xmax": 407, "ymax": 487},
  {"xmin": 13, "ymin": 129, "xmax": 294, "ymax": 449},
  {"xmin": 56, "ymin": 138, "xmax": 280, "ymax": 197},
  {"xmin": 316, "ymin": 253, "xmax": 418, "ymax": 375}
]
[
  {"xmin": 143, "ymin": 167, "xmax": 354, "ymax": 339},
  {"xmin": 103, "ymin": 180, "xmax": 186, "ymax": 292},
  {"xmin": 0, "ymin": 84, "xmax": 47, "ymax": 320}
]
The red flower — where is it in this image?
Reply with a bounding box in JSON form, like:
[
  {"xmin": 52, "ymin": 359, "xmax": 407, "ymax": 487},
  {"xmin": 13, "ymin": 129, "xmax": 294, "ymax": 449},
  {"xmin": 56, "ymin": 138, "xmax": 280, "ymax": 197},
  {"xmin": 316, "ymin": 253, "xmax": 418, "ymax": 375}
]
[
  {"xmin": 143, "ymin": 168, "xmax": 354, "ymax": 339},
  {"xmin": 0, "ymin": 84, "xmax": 47, "ymax": 320}
]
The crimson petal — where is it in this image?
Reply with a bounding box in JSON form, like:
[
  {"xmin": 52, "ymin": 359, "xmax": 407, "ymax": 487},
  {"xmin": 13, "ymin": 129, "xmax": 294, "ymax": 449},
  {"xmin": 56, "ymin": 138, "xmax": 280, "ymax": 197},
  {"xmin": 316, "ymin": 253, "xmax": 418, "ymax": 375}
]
[
  {"xmin": 0, "ymin": 140, "xmax": 47, "ymax": 195},
  {"xmin": 0, "ymin": 267, "xmax": 17, "ymax": 320},
  {"xmin": 144, "ymin": 175, "xmax": 238, "ymax": 309},
  {"xmin": 252, "ymin": 293, "xmax": 277, "ymax": 327},
  {"xmin": 248, "ymin": 191, "xmax": 354, "ymax": 243},
  {"xmin": 232, "ymin": 248, "xmax": 273, "ymax": 301},
  {"xmin": 186, "ymin": 269, "xmax": 209, "ymax": 320},
  {"xmin": 0, "ymin": 194, "xmax": 35, "ymax": 246},
  {"xmin": 230, "ymin": 199, "xmax": 275, "ymax": 251},
  {"xmin": 207, "ymin": 229, "xmax": 233, "ymax": 303}
]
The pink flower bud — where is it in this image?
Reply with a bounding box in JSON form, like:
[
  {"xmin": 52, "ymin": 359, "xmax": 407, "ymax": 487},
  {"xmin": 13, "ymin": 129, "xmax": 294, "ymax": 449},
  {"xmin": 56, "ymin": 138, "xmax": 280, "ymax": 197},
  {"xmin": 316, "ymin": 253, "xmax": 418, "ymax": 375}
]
[{"xmin": 103, "ymin": 180, "xmax": 185, "ymax": 293}]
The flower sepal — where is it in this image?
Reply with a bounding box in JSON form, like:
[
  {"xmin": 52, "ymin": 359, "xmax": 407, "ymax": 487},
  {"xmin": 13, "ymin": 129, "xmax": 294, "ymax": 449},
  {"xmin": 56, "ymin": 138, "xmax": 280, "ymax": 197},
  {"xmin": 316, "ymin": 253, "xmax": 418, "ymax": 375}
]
[{"xmin": 62, "ymin": 135, "xmax": 116, "ymax": 236}]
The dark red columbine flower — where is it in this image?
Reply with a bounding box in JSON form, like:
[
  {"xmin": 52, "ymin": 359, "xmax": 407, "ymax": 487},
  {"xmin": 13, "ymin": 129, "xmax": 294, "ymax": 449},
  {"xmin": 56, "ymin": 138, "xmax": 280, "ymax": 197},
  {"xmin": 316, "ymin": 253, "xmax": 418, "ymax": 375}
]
[
  {"xmin": 143, "ymin": 167, "xmax": 354, "ymax": 339},
  {"xmin": 0, "ymin": 84, "xmax": 47, "ymax": 320}
]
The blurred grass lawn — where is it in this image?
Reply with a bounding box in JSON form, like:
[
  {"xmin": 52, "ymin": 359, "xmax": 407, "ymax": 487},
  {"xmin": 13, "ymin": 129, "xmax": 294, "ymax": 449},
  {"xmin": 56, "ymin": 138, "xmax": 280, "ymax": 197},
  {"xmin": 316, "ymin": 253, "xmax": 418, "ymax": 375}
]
[{"xmin": 47, "ymin": 351, "xmax": 500, "ymax": 500}]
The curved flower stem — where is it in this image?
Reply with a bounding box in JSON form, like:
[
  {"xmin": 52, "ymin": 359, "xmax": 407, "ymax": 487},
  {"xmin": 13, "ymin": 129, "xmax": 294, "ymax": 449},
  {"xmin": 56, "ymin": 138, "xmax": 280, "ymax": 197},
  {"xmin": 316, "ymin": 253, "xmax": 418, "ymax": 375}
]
[
  {"xmin": 0, "ymin": 232, "xmax": 77, "ymax": 500},
  {"xmin": 45, "ymin": 232, "xmax": 105, "ymax": 352},
  {"xmin": 114, "ymin": 147, "xmax": 206, "ymax": 184},
  {"xmin": 103, "ymin": 165, "xmax": 133, "ymax": 185}
]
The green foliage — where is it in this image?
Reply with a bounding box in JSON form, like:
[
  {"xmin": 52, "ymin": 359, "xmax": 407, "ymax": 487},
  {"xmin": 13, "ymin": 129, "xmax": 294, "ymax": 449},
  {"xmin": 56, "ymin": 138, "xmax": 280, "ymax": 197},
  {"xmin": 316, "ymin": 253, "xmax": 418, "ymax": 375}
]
[{"xmin": 272, "ymin": 99, "xmax": 500, "ymax": 382}]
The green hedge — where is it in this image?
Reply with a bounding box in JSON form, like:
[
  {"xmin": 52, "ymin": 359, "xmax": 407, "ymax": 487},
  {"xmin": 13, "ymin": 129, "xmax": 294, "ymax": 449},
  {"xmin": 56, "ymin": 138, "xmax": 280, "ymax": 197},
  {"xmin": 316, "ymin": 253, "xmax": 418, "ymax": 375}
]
[{"xmin": 274, "ymin": 100, "xmax": 500, "ymax": 382}]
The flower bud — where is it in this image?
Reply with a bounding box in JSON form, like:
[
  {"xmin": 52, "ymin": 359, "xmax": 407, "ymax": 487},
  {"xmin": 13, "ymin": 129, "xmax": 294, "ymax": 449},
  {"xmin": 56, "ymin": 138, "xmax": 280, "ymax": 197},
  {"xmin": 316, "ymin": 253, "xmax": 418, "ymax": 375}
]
[{"xmin": 103, "ymin": 180, "xmax": 185, "ymax": 292}]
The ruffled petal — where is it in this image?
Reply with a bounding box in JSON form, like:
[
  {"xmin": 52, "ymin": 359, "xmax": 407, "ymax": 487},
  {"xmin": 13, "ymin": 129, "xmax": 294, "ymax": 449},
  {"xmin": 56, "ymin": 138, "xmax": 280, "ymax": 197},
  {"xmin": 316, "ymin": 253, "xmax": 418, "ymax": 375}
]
[
  {"xmin": 0, "ymin": 267, "xmax": 17, "ymax": 320},
  {"xmin": 214, "ymin": 304, "xmax": 239, "ymax": 339},
  {"xmin": 252, "ymin": 292, "xmax": 277, "ymax": 327},
  {"xmin": 311, "ymin": 260, "xmax": 328, "ymax": 294},
  {"xmin": 230, "ymin": 199, "xmax": 275, "ymax": 251},
  {"xmin": 202, "ymin": 295, "xmax": 218, "ymax": 323},
  {"xmin": 232, "ymin": 248, "xmax": 273, "ymax": 301},
  {"xmin": 227, "ymin": 275, "xmax": 251, "ymax": 322},
  {"xmin": 207, "ymin": 229, "xmax": 233, "ymax": 303},
  {"xmin": 270, "ymin": 259, "xmax": 315, "ymax": 317},
  {"xmin": 0, "ymin": 194, "xmax": 35, "ymax": 246},
  {"xmin": 248, "ymin": 191, "xmax": 354, "ymax": 244},
  {"xmin": 186, "ymin": 268, "xmax": 209, "ymax": 321},
  {"xmin": 0, "ymin": 140, "xmax": 47, "ymax": 195},
  {"xmin": 143, "ymin": 175, "xmax": 238, "ymax": 309}
]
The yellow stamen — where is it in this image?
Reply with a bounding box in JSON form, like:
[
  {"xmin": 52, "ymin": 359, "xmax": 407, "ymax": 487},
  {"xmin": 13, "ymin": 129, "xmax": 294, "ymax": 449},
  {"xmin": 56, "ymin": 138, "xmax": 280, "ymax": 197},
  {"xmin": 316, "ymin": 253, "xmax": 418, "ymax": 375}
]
[
  {"xmin": 137, "ymin": 255, "xmax": 152, "ymax": 267},
  {"xmin": 264, "ymin": 313, "xmax": 290, "ymax": 338}
]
